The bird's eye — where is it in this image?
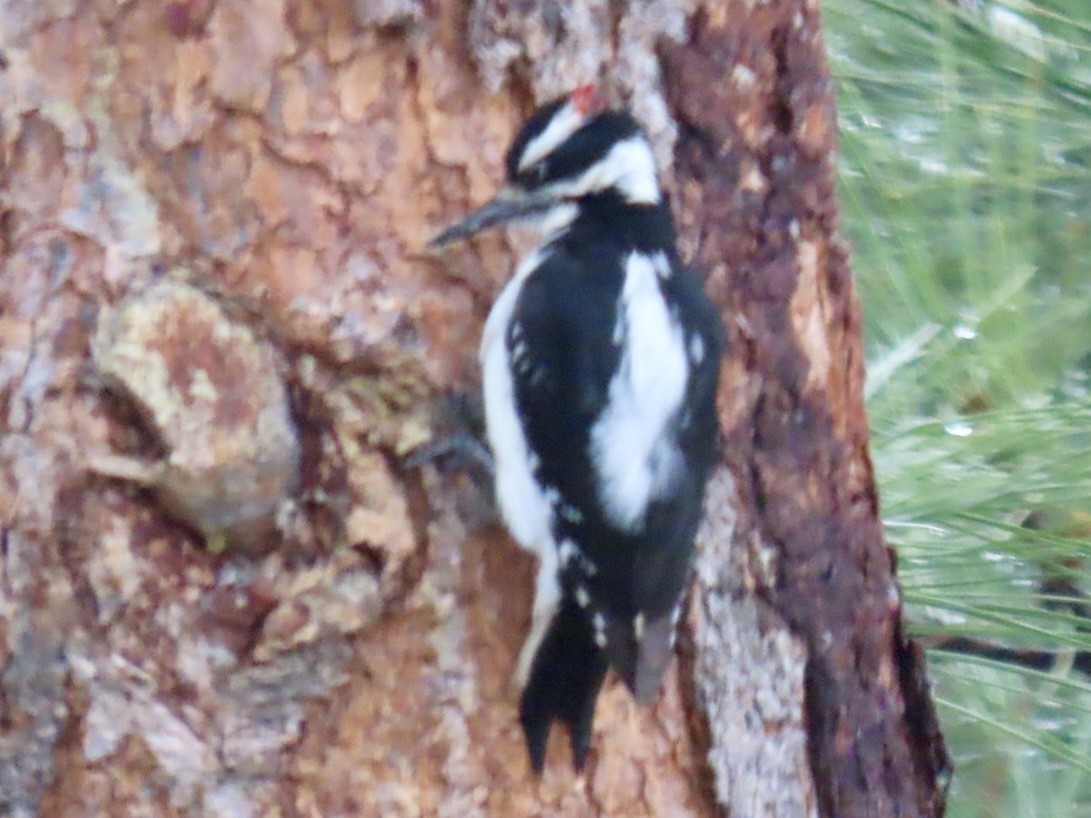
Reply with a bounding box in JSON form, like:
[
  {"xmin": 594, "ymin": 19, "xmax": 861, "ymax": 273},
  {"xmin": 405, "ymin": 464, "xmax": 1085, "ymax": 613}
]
[{"xmin": 515, "ymin": 160, "xmax": 548, "ymax": 190}]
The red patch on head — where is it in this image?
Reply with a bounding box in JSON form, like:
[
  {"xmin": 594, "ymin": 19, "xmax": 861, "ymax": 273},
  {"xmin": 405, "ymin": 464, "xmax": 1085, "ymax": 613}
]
[{"xmin": 570, "ymin": 83, "xmax": 604, "ymax": 116}]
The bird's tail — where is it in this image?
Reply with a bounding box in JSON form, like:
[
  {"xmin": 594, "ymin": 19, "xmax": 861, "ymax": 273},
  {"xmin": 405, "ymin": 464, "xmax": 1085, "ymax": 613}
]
[
  {"xmin": 519, "ymin": 600, "xmax": 609, "ymax": 774},
  {"xmin": 605, "ymin": 612, "xmax": 676, "ymax": 703}
]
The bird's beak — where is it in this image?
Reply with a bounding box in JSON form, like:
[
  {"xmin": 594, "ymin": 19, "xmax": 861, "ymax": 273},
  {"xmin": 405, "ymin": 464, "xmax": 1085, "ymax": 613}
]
[{"xmin": 429, "ymin": 186, "xmax": 557, "ymax": 248}]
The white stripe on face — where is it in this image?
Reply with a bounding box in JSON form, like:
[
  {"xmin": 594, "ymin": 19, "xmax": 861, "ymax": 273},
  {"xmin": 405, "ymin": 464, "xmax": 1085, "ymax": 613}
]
[
  {"xmin": 517, "ymin": 101, "xmax": 587, "ymax": 173},
  {"xmin": 547, "ymin": 136, "xmax": 661, "ymax": 205}
]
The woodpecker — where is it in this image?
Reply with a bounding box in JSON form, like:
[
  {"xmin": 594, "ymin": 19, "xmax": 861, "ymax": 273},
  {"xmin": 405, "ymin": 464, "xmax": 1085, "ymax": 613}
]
[{"xmin": 431, "ymin": 85, "xmax": 724, "ymax": 773}]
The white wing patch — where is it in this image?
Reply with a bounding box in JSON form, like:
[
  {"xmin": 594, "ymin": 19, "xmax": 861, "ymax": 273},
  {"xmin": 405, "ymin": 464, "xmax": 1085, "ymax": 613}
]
[{"xmin": 590, "ymin": 252, "xmax": 689, "ymax": 532}]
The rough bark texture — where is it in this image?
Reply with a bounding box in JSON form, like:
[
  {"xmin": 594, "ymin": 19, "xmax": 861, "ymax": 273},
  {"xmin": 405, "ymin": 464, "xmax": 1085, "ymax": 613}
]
[
  {"xmin": 0, "ymin": 1, "xmax": 947, "ymax": 817},
  {"xmin": 659, "ymin": 4, "xmax": 951, "ymax": 815}
]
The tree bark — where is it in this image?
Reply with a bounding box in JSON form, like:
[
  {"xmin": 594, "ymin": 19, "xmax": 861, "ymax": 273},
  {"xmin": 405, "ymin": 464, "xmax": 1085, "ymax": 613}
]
[{"xmin": 0, "ymin": 1, "xmax": 948, "ymax": 817}]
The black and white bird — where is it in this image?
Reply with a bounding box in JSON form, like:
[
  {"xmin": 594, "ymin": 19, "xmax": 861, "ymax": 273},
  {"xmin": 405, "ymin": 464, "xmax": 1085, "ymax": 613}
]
[{"xmin": 431, "ymin": 85, "xmax": 724, "ymax": 773}]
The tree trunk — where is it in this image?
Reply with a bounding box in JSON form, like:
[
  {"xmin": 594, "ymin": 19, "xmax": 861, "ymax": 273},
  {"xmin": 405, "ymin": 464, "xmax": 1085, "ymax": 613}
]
[{"xmin": 0, "ymin": 1, "xmax": 948, "ymax": 817}]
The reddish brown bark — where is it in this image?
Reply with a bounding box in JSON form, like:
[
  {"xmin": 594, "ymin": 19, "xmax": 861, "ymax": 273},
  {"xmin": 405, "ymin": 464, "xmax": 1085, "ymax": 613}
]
[
  {"xmin": 0, "ymin": 1, "xmax": 947, "ymax": 816},
  {"xmin": 662, "ymin": 6, "xmax": 950, "ymax": 815}
]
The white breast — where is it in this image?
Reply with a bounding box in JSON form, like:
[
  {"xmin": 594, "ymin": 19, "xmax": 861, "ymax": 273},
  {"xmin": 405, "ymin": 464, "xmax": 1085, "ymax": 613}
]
[
  {"xmin": 590, "ymin": 251, "xmax": 689, "ymax": 532},
  {"xmin": 480, "ymin": 250, "xmax": 555, "ymax": 557}
]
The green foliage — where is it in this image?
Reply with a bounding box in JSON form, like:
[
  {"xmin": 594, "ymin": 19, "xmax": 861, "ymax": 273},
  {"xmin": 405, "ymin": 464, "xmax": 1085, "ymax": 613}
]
[{"xmin": 825, "ymin": 1, "xmax": 1091, "ymax": 814}]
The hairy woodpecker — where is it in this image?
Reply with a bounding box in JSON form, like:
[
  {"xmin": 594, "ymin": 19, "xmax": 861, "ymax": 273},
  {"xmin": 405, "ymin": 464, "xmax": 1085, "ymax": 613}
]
[{"xmin": 431, "ymin": 85, "xmax": 724, "ymax": 773}]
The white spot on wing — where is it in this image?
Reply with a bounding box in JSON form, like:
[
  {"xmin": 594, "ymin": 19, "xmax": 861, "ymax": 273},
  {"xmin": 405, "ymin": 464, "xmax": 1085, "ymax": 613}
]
[
  {"xmin": 559, "ymin": 503, "xmax": 584, "ymax": 524},
  {"xmin": 592, "ymin": 612, "xmax": 607, "ymax": 648},
  {"xmin": 590, "ymin": 252, "xmax": 689, "ymax": 531},
  {"xmin": 575, "ymin": 585, "xmax": 590, "ymax": 608},
  {"xmin": 558, "ymin": 538, "xmax": 598, "ymax": 580},
  {"xmin": 633, "ymin": 612, "xmax": 645, "ymax": 641},
  {"xmin": 689, "ymin": 333, "xmax": 705, "ymax": 365},
  {"xmin": 558, "ymin": 539, "xmax": 577, "ymax": 566}
]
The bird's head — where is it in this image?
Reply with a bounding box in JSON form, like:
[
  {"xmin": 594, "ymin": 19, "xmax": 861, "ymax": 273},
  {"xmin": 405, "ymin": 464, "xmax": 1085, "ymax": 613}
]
[{"xmin": 430, "ymin": 85, "xmax": 661, "ymax": 248}]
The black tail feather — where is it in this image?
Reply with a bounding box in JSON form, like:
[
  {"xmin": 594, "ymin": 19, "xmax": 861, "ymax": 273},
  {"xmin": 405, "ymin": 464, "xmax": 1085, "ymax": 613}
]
[
  {"xmin": 518, "ymin": 600, "xmax": 608, "ymax": 774},
  {"xmin": 604, "ymin": 614, "xmax": 675, "ymax": 703}
]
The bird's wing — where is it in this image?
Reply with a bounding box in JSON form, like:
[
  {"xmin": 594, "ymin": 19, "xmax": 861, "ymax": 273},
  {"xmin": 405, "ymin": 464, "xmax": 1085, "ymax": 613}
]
[{"xmin": 507, "ymin": 246, "xmax": 623, "ymax": 505}]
